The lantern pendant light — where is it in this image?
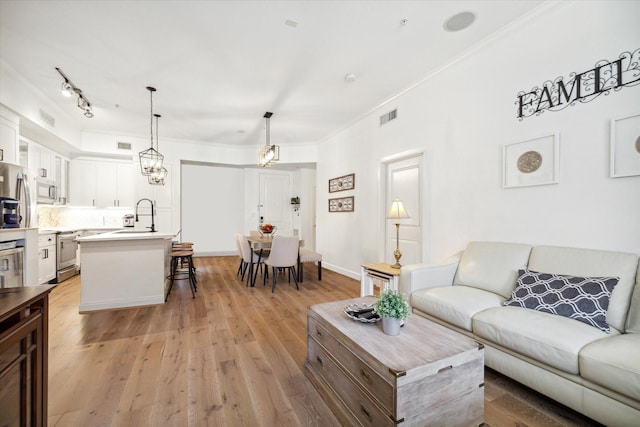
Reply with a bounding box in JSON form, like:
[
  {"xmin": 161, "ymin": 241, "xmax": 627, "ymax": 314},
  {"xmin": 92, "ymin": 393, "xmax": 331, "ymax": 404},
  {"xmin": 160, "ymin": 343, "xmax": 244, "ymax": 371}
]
[
  {"xmin": 257, "ymin": 112, "xmax": 279, "ymax": 167},
  {"xmin": 139, "ymin": 86, "xmax": 164, "ymax": 176},
  {"xmin": 149, "ymin": 113, "xmax": 168, "ymax": 185}
]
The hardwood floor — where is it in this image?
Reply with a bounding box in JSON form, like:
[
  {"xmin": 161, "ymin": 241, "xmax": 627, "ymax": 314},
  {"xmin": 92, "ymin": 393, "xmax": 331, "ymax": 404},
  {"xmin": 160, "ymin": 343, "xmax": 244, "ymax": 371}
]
[{"xmin": 46, "ymin": 256, "xmax": 601, "ymax": 426}]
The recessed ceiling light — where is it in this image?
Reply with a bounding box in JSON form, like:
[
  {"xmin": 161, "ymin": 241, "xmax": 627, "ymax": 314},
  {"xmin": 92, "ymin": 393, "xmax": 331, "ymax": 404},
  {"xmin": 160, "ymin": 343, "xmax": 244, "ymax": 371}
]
[
  {"xmin": 344, "ymin": 73, "xmax": 357, "ymax": 83},
  {"xmin": 285, "ymin": 19, "xmax": 298, "ymax": 28},
  {"xmin": 443, "ymin": 11, "xmax": 476, "ymax": 32}
]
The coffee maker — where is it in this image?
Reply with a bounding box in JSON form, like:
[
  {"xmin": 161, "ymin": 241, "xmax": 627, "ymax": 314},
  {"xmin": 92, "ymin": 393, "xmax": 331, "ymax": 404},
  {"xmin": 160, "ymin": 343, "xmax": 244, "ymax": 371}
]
[{"xmin": 0, "ymin": 197, "xmax": 21, "ymax": 229}]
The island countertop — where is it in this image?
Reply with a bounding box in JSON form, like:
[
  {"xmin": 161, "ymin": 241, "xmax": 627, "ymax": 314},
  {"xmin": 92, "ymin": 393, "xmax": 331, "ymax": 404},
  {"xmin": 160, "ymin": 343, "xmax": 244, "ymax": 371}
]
[{"xmin": 77, "ymin": 230, "xmax": 175, "ymax": 242}]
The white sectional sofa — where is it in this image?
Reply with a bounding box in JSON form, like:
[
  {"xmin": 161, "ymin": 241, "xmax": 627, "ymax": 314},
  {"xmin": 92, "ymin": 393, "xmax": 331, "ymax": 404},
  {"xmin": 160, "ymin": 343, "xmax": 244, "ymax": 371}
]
[{"xmin": 400, "ymin": 241, "xmax": 640, "ymax": 427}]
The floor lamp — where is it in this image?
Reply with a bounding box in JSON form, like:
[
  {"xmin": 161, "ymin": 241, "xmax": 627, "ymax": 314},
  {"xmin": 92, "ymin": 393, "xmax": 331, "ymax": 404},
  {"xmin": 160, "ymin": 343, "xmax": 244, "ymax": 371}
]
[{"xmin": 387, "ymin": 197, "xmax": 410, "ymax": 269}]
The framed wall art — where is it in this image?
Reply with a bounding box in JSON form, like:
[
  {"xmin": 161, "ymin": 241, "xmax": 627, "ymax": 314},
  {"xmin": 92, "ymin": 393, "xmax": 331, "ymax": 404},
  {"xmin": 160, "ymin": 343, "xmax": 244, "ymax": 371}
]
[
  {"xmin": 503, "ymin": 133, "xmax": 559, "ymax": 188},
  {"xmin": 329, "ymin": 173, "xmax": 355, "ymax": 193},
  {"xmin": 329, "ymin": 196, "xmax": 354, "ymax": 212},
  {"xmin": 610, "ymin": 113, "xmax": 640, "ymax": 178}
]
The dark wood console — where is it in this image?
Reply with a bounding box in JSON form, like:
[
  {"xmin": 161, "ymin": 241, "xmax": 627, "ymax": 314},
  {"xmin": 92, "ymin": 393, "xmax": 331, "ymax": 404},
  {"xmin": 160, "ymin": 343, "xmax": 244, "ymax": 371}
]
[{"xmin": 0, "ymin": 285, "xmax": 55, "ymax": 427}]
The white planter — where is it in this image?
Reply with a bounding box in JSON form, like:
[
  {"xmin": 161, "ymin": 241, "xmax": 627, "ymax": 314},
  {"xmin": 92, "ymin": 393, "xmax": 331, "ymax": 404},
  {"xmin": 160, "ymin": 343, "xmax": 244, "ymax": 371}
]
[{"xmin": 382, "ymin": 317, "xmax": 402, "ymax": 336}]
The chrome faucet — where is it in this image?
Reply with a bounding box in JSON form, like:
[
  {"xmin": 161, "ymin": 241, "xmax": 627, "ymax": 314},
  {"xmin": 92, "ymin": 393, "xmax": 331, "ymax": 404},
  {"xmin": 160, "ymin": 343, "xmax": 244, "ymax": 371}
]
[{"xmin": 135, "ymin": 198, "xmax": 156, "ymax": 232}]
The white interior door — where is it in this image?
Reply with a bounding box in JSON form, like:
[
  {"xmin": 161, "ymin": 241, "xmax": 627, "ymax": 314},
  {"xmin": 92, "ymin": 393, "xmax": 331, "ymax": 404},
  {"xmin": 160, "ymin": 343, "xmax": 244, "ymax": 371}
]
[
  {"xmin": 385, "ymin": 155, "xmax": 423, "ymax": 266},
  {"xmin": 258, "ymin": 173, "xmax": 291, "ymax": 234}
]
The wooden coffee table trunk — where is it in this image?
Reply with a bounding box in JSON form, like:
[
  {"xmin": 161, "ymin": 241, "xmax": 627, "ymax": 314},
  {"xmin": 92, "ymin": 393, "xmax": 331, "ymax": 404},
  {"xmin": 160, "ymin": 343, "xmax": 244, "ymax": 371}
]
[{"xmin": 304, "ymin": 297, "xmax": 484, "ymax": 426}]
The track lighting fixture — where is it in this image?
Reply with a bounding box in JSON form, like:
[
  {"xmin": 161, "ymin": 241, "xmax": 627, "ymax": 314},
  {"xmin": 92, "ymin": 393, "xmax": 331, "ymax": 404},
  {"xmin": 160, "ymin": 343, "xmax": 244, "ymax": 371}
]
[
  {"xmin": 55, "ymin": 67, "xmax": 94, "ymax": 118},
  {"xmin": 258, "ymin": 112, "xmax": 279, "ymax": 167}
]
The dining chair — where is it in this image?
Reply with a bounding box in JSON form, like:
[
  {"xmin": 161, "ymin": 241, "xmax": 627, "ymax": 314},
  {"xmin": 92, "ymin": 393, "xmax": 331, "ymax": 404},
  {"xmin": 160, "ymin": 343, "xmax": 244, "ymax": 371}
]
[
  {"xmin": 240, "ymin": 234, "xmax": 268, "ymax": 286},
  {"xmin": 263, "ymin": 236, "xmax": 299, "ymax": 292},
  {"xmin": 234, "ymin": 233, "xmax": 246, "ymax": 277}
]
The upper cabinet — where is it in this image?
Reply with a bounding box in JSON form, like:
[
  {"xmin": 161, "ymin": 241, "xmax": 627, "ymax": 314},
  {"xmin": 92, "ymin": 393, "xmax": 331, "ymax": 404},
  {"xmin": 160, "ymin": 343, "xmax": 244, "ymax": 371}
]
[
  {"xmin": 135, "ymin": 163, "xmax": 173, "ymax": 208},
  {"xmin": 55, "ymin": 156, "xmax": 69, "ymax": 205},
  {"xmin": 0, "ymin": 106, "xmax": 20, "ymax": 164},
  {"xmin": 30, "ymin": 144, "xmax": 55, "ymax": 183},
  {"xmin": 70, "ymin": 159, "xmax": 135, "ymax": 207}
]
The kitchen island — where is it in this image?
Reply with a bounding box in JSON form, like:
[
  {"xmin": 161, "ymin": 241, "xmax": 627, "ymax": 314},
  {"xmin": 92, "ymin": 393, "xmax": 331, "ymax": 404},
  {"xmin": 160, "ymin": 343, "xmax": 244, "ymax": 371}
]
[{"xmin": 76, "ymin": 230, "xmax": 174, "ymax": 312}]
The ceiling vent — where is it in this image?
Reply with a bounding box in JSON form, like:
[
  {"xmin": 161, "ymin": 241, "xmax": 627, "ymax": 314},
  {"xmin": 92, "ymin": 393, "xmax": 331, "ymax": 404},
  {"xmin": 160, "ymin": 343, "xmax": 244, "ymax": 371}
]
[
  {"xmin": 380, "ymin": 108, "xmax": 398, "ymax": 126},
  {"xmin": 117, "ymin": 142, "xmax": 132, "ymax": 151},
  {"xmin": 39, "ymin": 109, "xmax": 55, "ymax": 127}
]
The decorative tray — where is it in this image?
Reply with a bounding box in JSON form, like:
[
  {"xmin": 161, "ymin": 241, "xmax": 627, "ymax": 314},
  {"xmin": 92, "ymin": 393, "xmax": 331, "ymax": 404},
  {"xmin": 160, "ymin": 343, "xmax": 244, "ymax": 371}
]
[{"xmin": 344, "ymin": 303, "xmax": 381, "ymax": 323}]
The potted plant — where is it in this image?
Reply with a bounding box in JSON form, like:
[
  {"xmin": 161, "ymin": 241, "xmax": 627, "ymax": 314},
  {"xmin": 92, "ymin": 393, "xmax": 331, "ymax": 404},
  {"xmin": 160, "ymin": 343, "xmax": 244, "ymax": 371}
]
[{"xmin": 374, "ymin": 289, "xmax": 409, "ymax": 336}]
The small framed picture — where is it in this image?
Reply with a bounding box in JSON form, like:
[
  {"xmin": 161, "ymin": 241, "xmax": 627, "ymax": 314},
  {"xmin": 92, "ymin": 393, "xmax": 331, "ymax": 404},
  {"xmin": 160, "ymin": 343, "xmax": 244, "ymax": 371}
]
[
  {"xmin": 328, "ymin": 173, "xmax": 355, "ymax": 193},
  {"xmin": 503, "ymin": 133, "xmax": 560, "ymax": 188},
  {"xmin": 328, "ymin": 196, "xmax": 354, "ymax": 212},
  {"xmin": 610, "ymin": 113, "xmax": 640, "ymax": 178}
]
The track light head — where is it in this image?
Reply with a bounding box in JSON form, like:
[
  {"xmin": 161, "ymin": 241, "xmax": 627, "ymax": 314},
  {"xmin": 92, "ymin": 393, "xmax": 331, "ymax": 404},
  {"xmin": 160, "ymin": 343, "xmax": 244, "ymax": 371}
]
[{"xmin": 61, "ymin": 81, "xmax": 74, "ymax": 97}]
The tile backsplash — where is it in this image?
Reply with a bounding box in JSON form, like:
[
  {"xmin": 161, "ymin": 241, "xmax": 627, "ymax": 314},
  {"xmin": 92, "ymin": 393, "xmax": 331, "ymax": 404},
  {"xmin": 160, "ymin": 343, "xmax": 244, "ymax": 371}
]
[{"xmin": 37, "ymin": 205, "xmax": 134, "ymax": 228}]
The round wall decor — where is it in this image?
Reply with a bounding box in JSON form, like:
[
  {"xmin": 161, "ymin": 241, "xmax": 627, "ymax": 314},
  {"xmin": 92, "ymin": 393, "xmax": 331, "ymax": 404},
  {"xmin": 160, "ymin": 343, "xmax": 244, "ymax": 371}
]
[{"xmin": 517, "ymin": 151, "xmax": 543, "ymax": 173}]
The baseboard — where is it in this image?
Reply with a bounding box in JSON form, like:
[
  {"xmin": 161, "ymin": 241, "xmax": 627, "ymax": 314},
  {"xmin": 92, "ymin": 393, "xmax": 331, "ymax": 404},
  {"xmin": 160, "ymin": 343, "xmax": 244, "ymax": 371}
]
[
  {"xmin": 79, "ymin": 295, "xmax": 164, "ymax": 313},
  {"xmin": 322, "ymin": 262, "xmax": 360, "ymax": 281}
]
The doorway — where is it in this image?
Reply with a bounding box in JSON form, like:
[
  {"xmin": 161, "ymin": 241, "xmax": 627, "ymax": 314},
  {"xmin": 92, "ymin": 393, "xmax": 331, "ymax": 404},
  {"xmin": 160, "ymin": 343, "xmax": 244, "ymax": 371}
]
[
  {"xmin": 383, "ymin": 153, "xmax": 424, "ymax": 266},
  {"xmin": 258, "ymin": 172, "xmax": 291, "ymax": 234}
]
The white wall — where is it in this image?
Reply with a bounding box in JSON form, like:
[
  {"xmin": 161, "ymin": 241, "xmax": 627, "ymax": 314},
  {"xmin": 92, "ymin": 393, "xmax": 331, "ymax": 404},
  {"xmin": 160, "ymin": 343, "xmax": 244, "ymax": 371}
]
[
  {"xmin": 317, "ymin": 1, "xmax": 640, "ymax": 279},
  {"xmin": 0, "ymin": 60, "xmax": 82, "ymax": 153},
  {"xmin": 181, "ymin": 163, "xmax": 243, "ymax": 255}
]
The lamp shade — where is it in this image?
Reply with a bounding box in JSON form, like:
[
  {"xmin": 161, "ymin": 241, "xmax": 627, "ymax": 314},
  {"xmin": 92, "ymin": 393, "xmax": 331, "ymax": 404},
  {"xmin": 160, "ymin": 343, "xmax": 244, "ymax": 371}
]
[{"xmin": 386, "ymin": 197, "xmax": 410, "ymax": 220}]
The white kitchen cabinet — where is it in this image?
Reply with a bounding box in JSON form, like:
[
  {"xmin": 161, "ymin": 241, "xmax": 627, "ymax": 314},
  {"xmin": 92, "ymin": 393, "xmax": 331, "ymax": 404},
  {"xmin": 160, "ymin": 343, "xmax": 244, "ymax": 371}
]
[
  {"xmin": 70, "ymin": 159, "xmax": 134, "ymax": 207},
  {"xmin": 38, "ymin": 233, "xmax": 57, "ymax": 284},
  {"xmin": 0, "ymin": 107, "xmax": 20, "ymax": 164},
  {"xmin": 134, "ymin": 164, "xmax": 173, "ymax": 232},
  {"xmin": 69, "ymin": 159, "xmax": 97, "ymax": 206},
  {"xmin": 55, "ymin": 156, "xmax": 69, "ymax": 204},
  {"xmin": 135, "ymin": 163, "xmax": 172, "ymax": 208},
  {"xmin": 29, "ymin": 143, "xmax": 56, "ymax": 183}
]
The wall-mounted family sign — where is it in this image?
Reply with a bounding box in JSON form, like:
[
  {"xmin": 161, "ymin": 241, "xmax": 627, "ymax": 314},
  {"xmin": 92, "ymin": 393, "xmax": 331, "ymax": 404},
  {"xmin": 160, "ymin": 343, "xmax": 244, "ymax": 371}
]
[{"xmin": 516, "ymin": 48, "xmax": 640, "ymax": 120}]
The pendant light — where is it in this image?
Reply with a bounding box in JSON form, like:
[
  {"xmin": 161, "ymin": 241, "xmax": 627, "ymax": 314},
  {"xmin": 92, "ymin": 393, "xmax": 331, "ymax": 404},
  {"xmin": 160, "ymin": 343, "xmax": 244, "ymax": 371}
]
[
  {"xmin": 149, "ymin": 113, "xmax": 168, "ymax": 185},
  {"xmin": 139, "ymin": 86, "xmax": 164, "ymax": 176},
  {"xmin": 257, "ymin": 112, "xmax": 279, "ymax": 167}
]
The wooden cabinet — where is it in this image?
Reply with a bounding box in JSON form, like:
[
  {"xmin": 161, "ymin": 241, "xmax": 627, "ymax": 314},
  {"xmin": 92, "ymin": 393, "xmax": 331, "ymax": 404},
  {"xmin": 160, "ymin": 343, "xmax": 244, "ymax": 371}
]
[
  {"xmin": 70, "ymin": 159, "xmax": 135, "ymax": 207},
  {"xmin": 0, "ymin": 285, "xmax": 55, "ymax": 427},
  {"xmin": 38, "ymin": 233, "xmax": 56, "ymax": 284},
  {"xmin": 305, "ymin": 298, "xmax": 485, "ymax": 426}
]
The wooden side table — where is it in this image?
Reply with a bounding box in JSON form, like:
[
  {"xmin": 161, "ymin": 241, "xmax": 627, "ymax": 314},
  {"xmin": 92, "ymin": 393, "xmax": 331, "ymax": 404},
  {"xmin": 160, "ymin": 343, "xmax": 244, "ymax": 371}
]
[{"xmin": 360, "ymin": 263, "xmax": 401, "ymax": 296}]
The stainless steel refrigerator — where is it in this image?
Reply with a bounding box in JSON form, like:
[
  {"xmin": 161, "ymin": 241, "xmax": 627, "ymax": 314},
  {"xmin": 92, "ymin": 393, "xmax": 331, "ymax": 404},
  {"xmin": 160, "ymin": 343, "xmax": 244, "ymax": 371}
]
[{"xmin": 0, "ymin": 161, "xmax": 37, "ymax": 228}]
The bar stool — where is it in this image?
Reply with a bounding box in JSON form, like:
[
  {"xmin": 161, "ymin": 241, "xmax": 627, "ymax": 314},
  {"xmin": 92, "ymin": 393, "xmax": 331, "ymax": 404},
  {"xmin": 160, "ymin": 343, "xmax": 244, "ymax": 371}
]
[
  {"xmin": 165, "ymin": 245, "xmax": 197, "ymax": 301},
  {"xmin": 172, "ymin": 242, "xmax": 196, "ymax": 285}
]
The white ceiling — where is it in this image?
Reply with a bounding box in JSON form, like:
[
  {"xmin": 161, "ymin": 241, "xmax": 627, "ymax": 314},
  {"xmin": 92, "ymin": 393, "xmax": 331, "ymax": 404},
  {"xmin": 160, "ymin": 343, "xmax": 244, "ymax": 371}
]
[{"xmin": 0, "ymin": 0, "xmax": 545, "ymax": 148}]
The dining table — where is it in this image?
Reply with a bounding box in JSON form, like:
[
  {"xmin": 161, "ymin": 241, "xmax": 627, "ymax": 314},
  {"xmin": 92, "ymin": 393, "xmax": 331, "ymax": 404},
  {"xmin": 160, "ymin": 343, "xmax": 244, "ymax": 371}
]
[{"xmin": 245, "ymin": 234, "xmax": 303, "ymax": 287}]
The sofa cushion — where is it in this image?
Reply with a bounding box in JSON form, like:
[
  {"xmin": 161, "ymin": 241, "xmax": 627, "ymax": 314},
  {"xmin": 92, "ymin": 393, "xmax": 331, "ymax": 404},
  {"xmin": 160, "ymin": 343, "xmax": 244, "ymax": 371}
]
[
  {"xmin": 528, "ymin": 246, "xmax": 639, "ymax": 333},
  {"xmin": 504, "ymin": 269, "xmax": 619, "ymax": 333},
  {"xmin": 411, "ymin": 285, "xmax": 504, "ymax": 331},
  {"xmin": 473, "ymin": 306, "xmax": 617, "ymax": 374},
  {"xmin": 580, "ymin": 333, "xmax": 640, "ymax": 401},
  {"xmin": 453, "ymin": 241, "xmax": 532, "ymax": 298}
]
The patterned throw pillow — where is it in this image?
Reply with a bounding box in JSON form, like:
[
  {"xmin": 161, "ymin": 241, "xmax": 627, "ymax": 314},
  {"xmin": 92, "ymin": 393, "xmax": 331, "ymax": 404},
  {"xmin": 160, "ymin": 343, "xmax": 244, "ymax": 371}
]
[{"xmin": 504, "ymin": 269, "xmax": 619, "ymax": 333}]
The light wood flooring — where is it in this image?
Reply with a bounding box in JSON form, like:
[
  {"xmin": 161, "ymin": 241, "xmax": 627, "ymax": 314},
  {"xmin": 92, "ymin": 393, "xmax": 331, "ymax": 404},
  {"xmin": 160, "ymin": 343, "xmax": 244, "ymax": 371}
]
[{"xmin": 47, "ymin": 256, "xmax": 601, "ymax": 426}]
